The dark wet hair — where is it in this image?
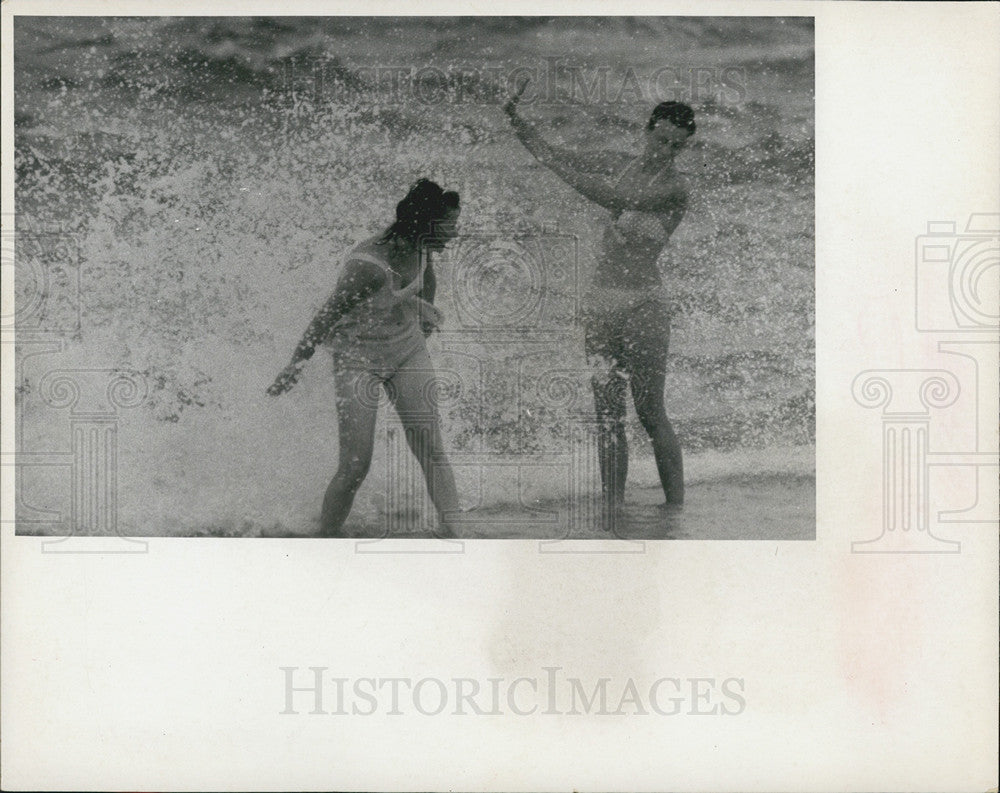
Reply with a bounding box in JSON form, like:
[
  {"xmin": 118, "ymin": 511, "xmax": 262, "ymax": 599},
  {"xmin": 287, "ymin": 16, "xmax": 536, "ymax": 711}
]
[
  {"xmin": 648, "ymin": 101, "xmax": 696, "ymax": 135},
  {"xmin": 380, "ymin": 178, "xmax": 460, "ymax": 244}
]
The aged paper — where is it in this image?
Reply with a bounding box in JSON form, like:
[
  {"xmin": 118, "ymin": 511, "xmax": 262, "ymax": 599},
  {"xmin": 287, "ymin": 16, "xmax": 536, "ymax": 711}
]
[{"xmin": 2, "ymin": 1, "xmax": 997, "ymax": 791}]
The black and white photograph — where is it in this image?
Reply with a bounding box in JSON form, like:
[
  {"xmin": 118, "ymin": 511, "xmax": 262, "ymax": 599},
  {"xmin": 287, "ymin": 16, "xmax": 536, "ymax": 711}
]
[
  {"xmin": 2, "ymin": 3, "xmax": 997, "ymax": 792},
  {"xmin": 11, "ymin": 16, "xmax": 814, "ymax": 541}
]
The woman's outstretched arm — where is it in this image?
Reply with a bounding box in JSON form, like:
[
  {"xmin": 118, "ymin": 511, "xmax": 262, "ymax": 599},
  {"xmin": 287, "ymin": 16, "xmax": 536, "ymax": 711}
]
[
  {"xmin": 504, "ymin": 82, "xmax": 685, "ymax": 213},
  {"xmin": 267, "ymin": 260, "xmax": 385, "ymax": 395}
]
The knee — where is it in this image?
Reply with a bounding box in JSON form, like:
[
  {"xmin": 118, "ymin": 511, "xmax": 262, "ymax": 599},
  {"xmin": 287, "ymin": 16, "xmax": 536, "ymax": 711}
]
[
  {"xmin": 634, "ymin": 398, "xmax": 668, "ymax": 434},
  {"xmin": 335, "ymin": 455, "xmax": 372, "ymax": 490}
]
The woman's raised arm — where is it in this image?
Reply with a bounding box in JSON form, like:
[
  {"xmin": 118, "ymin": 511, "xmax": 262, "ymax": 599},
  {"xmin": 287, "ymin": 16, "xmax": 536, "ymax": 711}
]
[{"xmin": 504, "ymin": 80, "xmax": 685, "ymax": 213}]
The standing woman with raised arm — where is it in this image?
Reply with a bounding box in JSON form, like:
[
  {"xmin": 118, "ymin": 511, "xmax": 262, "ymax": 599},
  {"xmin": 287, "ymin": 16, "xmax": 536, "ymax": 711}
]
[
  {"xmin": 268, "ymin": 179, "xmax": 461, "ymax": 538},
  {"xmin": 504, "ymin": 80, "xmax": 694, "ymax": 519}
]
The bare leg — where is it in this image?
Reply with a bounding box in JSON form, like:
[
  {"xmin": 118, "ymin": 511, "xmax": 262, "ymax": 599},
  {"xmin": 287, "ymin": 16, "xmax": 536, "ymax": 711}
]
[
  {"xmin": 626, "ymin": 303, "xmax": 684, "ymax": 506},
  {"xmin": 320, "ymin": 364, "xmax": 379, "ymax": 536},
  {"xmin": 386, "ymin": 347, "xmax": 460, "ymax": 537},
  {"xmin": 590, "ymin": 368, "xmax": 629, "ymax": 507}
]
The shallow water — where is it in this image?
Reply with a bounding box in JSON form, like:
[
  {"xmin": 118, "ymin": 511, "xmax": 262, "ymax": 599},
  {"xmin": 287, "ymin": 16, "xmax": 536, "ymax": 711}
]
[{"xmin": 13, "ymin": 17, "xmax": 815, "ymax": 538}]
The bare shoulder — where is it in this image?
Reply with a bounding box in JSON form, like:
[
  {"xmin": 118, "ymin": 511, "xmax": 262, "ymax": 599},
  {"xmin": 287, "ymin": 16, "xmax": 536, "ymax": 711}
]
[
  {"xmin": 340, "ymin": 241, "xmax": 388, "ymax": 289},
  {"xmin": 346, "ymin": 235, "xmax": 386, "ymax": 260}
]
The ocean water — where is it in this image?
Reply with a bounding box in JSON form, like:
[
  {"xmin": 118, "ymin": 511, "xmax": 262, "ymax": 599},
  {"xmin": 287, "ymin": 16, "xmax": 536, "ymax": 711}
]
[{"xmin": 13, "ymin": 17, "xmax": 815, "ymax": 537}]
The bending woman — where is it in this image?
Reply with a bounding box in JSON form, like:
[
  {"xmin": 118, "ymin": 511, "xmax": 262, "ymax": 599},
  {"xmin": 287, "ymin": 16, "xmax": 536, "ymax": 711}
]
[
  {"xmin": 268, "ymin": 179, "xmax": 461, "ymax": 537},
  {"xmin": 505, "ymin": 83, "xmax": 693, "ymax": 515}
]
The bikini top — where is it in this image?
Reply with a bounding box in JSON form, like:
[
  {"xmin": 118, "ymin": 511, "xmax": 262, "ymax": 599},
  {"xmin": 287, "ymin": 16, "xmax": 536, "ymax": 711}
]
[
  {"xmin": 344, "ymin": 249, "xmax": 425, "ymax": 303},
  {"xmin": 327, "ymin": 248, "xmax": 427, "ymax": 336}
]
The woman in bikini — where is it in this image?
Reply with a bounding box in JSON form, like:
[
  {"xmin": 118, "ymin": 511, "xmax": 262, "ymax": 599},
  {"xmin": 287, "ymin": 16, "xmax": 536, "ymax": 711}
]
[
  {"xmin": 268, "ymin": 179, "xmax": 461, "ymax": 537},
  {"xmin": 504, "ymin": 81, "xmax": 693, "ymax": 517}
]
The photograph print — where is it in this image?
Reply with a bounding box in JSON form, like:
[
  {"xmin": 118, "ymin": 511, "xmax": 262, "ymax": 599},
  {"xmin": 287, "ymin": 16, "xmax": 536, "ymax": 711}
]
[{"xmin": 12, "ymin": 16, "xmax": 815, "ymax": 540}]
